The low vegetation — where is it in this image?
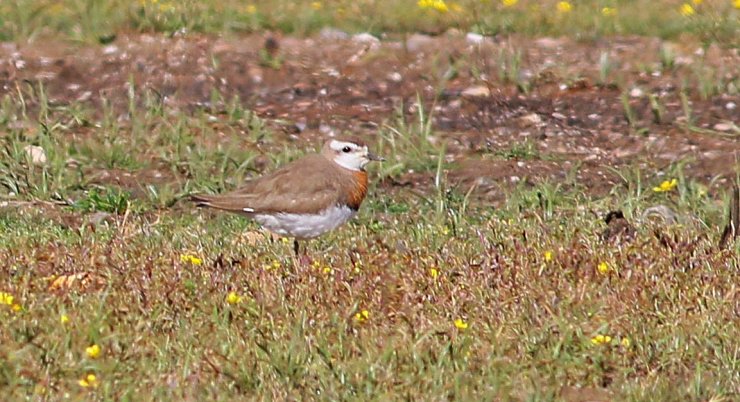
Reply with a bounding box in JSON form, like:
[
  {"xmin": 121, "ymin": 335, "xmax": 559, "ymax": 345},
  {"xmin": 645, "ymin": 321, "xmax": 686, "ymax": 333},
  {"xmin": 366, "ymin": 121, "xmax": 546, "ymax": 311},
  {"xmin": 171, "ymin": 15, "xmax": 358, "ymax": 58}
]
[{"xmin": 0, "ymin": 0, "xmax": 738, "ymax": 400}]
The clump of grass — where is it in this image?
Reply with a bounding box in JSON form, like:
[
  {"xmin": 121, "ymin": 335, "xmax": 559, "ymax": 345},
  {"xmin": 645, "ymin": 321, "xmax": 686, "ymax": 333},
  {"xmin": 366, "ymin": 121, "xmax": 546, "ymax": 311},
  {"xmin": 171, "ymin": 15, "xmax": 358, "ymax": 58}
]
[
  {"xmin": 679, "ymin": 87, "xmax": 696, "ymax": 128},
  {"xmin": 379, "ymin": 94, "xmax": 445, "ymax": 178},
  {"xmin": 494, "ymin": 140, "xmax": 540, "ymax": 160},
  {"xmin": 659, "ymin": 43, "xmax": 677, "ymax": 71},
  {"xmin": 72, "ymin": 187, "xmax": 131, "ymax": 214},
  {"xmin": 497, "ymin": 47, "xmax": 531, "ymax": 93},
  {"xmin": 597, "ymin": 51, "xmax": 614, "ymax": 87},
  {"xmin": 648, "ymin": 93, "xmax": 665, "ymax": 124}
]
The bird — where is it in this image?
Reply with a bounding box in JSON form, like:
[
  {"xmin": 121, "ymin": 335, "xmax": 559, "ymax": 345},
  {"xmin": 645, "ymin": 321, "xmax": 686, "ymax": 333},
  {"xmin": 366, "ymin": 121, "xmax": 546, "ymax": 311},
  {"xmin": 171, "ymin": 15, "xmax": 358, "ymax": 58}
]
[{"xmin": 191, "ymin": 138, "xmax": 383, "ymax": 256}]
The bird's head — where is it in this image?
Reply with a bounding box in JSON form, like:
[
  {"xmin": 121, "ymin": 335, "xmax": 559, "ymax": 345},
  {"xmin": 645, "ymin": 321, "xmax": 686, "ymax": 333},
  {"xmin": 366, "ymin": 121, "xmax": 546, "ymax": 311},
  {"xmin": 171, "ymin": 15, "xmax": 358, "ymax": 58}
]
[{"xmin": 322, "ymin": 138, "xmax": 384, "ymax": 171}]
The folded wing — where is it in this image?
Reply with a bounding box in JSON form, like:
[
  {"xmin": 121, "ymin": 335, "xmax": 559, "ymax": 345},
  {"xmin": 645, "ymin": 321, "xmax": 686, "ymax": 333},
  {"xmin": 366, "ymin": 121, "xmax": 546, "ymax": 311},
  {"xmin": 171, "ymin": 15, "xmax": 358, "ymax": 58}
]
[{"xmin": 191, "ymin": 155, "xmax": 346, "ymax": 215}]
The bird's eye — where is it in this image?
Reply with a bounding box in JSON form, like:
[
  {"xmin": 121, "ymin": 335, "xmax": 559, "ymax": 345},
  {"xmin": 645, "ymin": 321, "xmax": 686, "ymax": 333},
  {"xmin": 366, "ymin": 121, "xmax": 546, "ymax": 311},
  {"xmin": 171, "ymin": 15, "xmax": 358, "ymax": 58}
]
[{"xmin": 342, "ymin": 146, "xmax": 352, "ymax": 153}]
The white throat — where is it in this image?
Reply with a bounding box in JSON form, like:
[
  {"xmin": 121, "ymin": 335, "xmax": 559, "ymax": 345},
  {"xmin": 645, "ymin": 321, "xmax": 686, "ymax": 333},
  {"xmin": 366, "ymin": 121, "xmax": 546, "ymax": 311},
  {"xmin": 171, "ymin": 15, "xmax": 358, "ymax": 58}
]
[{"xmin": 333, "ymin": 155, "xmax": 363, "ymax": 171}]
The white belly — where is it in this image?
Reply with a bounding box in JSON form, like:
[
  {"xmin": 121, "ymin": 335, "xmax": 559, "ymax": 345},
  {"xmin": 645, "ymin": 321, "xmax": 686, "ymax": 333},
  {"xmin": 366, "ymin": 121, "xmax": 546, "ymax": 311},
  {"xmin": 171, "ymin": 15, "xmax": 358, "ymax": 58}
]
[{"xmin": 253, "ymin": 205, "xmax": 357, "ymax": 239}]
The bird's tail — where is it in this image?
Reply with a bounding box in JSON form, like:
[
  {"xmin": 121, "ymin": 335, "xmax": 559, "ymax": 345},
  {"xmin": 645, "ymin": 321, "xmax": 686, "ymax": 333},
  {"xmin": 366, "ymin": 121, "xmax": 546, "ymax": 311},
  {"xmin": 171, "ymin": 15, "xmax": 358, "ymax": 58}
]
[
  {"xmin": 190, "ymin": 193, "xmax": 217, "ymax": 208},
  {"xmin": 189, "ymin": 193, "xmax": 254, "ymax": 213}
]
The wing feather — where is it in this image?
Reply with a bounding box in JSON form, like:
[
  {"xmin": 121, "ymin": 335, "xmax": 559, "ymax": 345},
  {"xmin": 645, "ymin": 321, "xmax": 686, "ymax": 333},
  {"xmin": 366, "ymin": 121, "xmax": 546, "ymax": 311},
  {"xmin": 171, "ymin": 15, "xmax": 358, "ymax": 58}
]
[{"xmin": 190, "ymin": 155, "xmax": 345, "ymax": 215}]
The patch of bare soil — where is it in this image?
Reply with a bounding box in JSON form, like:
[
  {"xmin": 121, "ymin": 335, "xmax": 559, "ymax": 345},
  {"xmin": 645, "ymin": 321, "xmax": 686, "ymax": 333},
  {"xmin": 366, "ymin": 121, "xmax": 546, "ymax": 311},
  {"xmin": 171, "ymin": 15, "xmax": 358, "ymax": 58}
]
[{"xmin": 1, "ymin": 33, "xmax": 738, "ymax": 199}]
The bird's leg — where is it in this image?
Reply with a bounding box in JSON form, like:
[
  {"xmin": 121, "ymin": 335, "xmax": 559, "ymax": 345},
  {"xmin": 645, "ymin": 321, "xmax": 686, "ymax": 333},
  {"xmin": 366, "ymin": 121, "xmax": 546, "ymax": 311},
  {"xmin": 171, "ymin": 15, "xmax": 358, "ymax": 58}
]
[{"xmin": 292, "ymin": 239, "xmax": 313, "ymax": 267}]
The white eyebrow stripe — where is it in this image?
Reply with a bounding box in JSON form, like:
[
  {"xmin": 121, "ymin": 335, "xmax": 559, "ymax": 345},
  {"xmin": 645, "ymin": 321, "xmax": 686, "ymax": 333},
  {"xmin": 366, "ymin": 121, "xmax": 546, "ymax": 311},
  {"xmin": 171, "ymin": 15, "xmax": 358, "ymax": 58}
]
[{"xmin": 330, "ymin": 140, "xmax": 357, "ymax": 150}]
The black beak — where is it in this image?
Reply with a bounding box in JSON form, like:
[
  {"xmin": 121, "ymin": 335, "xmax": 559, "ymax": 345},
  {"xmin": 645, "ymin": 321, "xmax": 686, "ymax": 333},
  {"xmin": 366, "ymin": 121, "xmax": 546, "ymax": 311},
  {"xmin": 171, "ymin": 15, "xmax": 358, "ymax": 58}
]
[{"xmin": 367, "ymin": 152, "xmax": 385, "ymax": 162}]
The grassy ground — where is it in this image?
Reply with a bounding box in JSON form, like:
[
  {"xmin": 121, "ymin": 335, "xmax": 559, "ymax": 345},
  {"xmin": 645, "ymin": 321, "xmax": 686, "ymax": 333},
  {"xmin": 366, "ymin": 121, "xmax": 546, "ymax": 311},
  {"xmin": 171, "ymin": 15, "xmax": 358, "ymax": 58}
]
[
  {"xmin": 0, "ymin": 81, "xmax": 738, "ymax": 400},
  {"xmin": 1, "ymin": 1, "xmax": 739, "ymax": 401},
  {"xmin": 0, "ymin": 0, "xmax": 738, "ymax": 45}
]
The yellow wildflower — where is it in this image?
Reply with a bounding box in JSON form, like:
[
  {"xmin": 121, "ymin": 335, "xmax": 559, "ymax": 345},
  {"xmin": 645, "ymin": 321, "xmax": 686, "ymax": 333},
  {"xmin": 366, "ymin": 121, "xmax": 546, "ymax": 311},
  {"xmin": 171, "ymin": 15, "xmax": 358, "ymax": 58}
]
[
  {"xmin": 691, "ymin": 0, "xmax": 702, "ymax": 5},
  {"xmin": 0, "ymin": 292, "xmax": 14, "ymax": 305},
  {"xmin": 322, "ymin": 266, "xmax": 333, "ymax": 275},
  {"xmin": 418, "ymin": 0, "xmax": 449, "ymax": 13},
  {"xmin": 454, "ymin": 318, "xmax": 469, "ymax": 330},
  {"xmin": 430, "ymin": 267, "xmax": 439, "ymax": 280},
  {"xmin": 354, "ymin": 310, "xmax": 370, "ymax": 322},
  {"xmin": 601, "ymin": 7, "xmax": 616, "ymax": 16},
  {"xmin": 435, "ymin": 0, "xmax": 449, "ymax": 13},
  {"xmin": 33, "ymin": 384, "xmax": 46, "ymax": 395},
  {"xmin": 597, "ymin": 262, "xmax": 610, "ymax": 274},
  {"xmin": 621, "ymin": 337, "xmax": 631, "ymax": 347},
  {"xmin": 12, "ymin": 304, "xmax": 21, "ymax": 312},
  {"xmin": 544, "ymin": 251, "xmax": 553, "ymax": 262},
  {"xmin": 85, "ymin": 344, "xmax": 101, "ymax": 359},
  {"xmin": 61, "ymin": 314, "xmax": 70, "ymax": 324},
  {"xmin": 226, "ymin": 292, "xmax": 242, "ymax": 305},
  {"xmin": 653, "ymin": 178, "xmax": 678, "ymax": 192},
  {"xmin": 680, "ymin": 3, "xmax": 695, "ymax": 16},
  {"xmin": 735, "ymin": 0, "xmax": 740, "ymax": 10},
  {"xmin": 556, "ymin": 1, "xmax": 573, "ymax": 13},
  {"xmin": 78, "ymin": 374, "xmax": 99, "ymax": 388},
  {"xmin": 265, "ymin": 260, "xmax": 281, "ymax": 270},
  {"xmin": 502, "ymin": 0, "xmax": 518, "ymax": 7},
  {"xmin": 311, "ymin": 1, "xmax": 322, "ymax": 10},
  {"xmin": 280, "ymin": 237, "xmax": 290, "ymax": 244},
  {"xmin": 245, "ymin": 4, "xmax": 257, "ymax": 14},
  {"xmin": 591, "ymin": 334, "xmax": 612, "ymax": 345},
  {"xmin": 180, "ymin": 254, "xmax": 203, "ymax": 265}
]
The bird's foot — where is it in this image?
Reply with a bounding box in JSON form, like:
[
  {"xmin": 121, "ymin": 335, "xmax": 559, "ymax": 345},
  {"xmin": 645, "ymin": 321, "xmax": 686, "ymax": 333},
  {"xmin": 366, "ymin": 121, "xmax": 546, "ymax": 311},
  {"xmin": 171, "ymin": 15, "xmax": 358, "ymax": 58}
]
[{"xmin": 298, "ymin": 253, "xmax": 313, "ymax": 267}]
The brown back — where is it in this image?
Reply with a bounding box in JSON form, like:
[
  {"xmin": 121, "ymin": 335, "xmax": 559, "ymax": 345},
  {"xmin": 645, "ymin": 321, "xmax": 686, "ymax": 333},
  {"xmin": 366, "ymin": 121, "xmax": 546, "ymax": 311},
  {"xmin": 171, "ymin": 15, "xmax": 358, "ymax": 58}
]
[{"xmin": 191, "ymin": 154, "xmax": 369, "ymax": 214}]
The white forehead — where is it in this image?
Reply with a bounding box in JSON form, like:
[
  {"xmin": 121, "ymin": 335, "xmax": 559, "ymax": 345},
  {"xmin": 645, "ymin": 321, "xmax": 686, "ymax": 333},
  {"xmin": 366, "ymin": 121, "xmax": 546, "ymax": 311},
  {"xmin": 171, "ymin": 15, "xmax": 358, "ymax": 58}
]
[{"xmin": 329, "ymin": 140, "xmax": 364, "ymax": 151}]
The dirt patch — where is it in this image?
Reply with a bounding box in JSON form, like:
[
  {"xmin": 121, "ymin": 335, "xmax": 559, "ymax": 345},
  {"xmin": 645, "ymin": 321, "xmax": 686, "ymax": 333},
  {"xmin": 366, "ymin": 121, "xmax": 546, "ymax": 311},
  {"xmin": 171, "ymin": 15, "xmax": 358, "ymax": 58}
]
[{"xmin": 1, "ymin": 33, "xmax": 738, "ymax": 198}]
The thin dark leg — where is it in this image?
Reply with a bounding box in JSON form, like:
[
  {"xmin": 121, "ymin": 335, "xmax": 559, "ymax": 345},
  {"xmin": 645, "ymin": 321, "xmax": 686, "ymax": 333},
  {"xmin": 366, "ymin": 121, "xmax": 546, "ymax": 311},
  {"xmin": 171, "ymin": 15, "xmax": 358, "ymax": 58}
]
[{"xmin": 293, "ymin": 239, "xmax": 300, "ymax": 256}]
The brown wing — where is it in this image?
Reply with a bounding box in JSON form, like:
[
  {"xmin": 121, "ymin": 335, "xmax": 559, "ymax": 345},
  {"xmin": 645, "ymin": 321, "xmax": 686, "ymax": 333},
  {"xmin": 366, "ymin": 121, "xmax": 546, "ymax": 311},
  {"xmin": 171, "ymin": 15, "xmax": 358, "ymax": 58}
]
[{"xmin": 191, "ymin": 155, "xmax": 347, "ymax": 215}]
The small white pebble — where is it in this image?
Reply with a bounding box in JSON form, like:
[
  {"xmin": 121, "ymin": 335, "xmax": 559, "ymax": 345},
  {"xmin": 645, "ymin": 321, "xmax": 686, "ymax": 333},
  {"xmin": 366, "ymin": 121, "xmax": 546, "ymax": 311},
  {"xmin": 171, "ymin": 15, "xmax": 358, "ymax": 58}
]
[
  {"xmin": 352, "ymin": 33, "xmax": 379, "ymax": 45},
  {"xmin": 465, "ymin": 32, "xmax": 485, "ymax": 45},
  {"xmin": 387, "ymin": 72, "xmax": 402, "ymax": 82},
  {"xmin": 24, "ymin": 145, "xmax": 47, "ymax": 166},
  {"xmin": 551, "ymin": 112, "xmax": 566, "ymax": 120},
  {"xmin": 102, "ymin": 45, "xmax": 119, "ymax": 55},
  {"xmin": 713, "ymin": 123, "xmax": 732, "ymax": 132}
]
